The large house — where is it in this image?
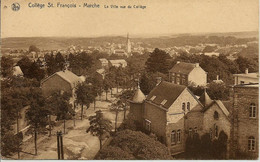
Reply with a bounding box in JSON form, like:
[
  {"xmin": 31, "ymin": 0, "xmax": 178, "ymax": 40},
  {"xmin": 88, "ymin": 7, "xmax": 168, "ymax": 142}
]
[
  {"xmin": 169, "ymin": 61, "xmax": 207, "ymax": 86},
  {"xmin": 41, "ymin": 70, "xmax": 83, "ymax": 97},
  {"xmin": 99, "ymin": 58, "xmax": 109, "ymax": 68},
  {"xmin": 229, "ymin": 83, "xmax": 258, "ymax": 159},
  {"xmin": 129, "ymin": 81, "xmax": 230, "ymax": 156},
  {"xmin": 109, "ymin": 59, "xmax": 127, "ymax": 68},
  {"xmin": 233, "ymin": 69, "xmax": 259, "ymax": 85}
]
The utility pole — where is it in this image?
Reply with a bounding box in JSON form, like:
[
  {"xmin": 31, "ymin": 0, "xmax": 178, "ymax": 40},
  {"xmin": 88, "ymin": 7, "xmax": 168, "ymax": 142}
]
[{"xmin": 56, "ymin": 131, "xmax": 64, "ymax": 160}]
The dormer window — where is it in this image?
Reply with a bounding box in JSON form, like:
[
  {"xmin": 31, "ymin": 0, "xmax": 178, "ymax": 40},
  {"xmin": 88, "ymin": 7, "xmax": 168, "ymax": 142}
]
[
  {"xmin": 161, "ymin": 99, "xmax": 167, "ymax": 105},
  {"xmin": 150, "ymin": 96, "xmax": 156, "ymax": 101}
]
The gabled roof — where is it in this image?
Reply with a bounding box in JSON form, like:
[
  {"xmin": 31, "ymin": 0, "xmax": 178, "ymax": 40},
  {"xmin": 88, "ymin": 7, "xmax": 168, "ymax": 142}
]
[
  {"xmin": 169, "ymin": 62, "xmax": 198, "ymax": 75},
  {"xmin": 13, "ymin": 66, "xmax": 23, "ymax": 76},
  {"xmin": 202, "ymin": 100, "xmax": 230, "ymax": 118},
  {"xmin": 199, "ymin": 89, "xmax": 213, "ymax": 107},
  {"xmin": 41, "ymin": 70, "xmax": 82, "ymax": 88},
  {"xmin": 233, "ymin": 72, "xmax": 259, "ymax": 79},
  {"xmin": 99, "ymin": 58, "xmax": 108, "ymax": 63},
  {"xmin": 96, "ymin": 68, "xmax": 105, "ymax": 75},
  {"xmin": 146, "ymin": 81, "xmax": 186, "ymax": 109}
]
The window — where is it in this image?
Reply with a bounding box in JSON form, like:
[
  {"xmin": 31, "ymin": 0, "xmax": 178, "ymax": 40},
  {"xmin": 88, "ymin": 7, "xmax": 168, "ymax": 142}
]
[
  {"xmin": 171, "ymin": 130, "xmax": 176, "ymax": 145},
  {"xmin": 240, "ymin": 81, "xmax": 245, "ymax": 84},
  {"xmin": 214, "ymin": 124, "xmax": 218, "ymax": 138},
  {"xmin": 177, "ymin": 130, "xmax": 181, "ymax": 143},
  {"xmin": 187, "ymin": 102, "xmax": 190, "ymax": 111},
  {"xmin": 172, "ymin": 77, "xmax": 175, "ymax": 84},
  {"xmin": 182, "ymin": 103, "xmax": 186, "ymax": 111},
  {"xmin": 248, "ymin": 136, "xmax": 255, "ymax": 151},
  {"xmin": 249, "ymin": 103, "xmax": 256, "ymax": 118},
  {"xmin": 176, "ymin": 78, "xmax": 180, "ymax": 84},
  {"xmin": 150, "ymin": 96, "xmax": 156, "ymax": 101},
  {"xmin": 214, "ymin": 111, "xmax": 219, "ymax": 120},
  {"xmin": 188, "ymin": 128, "xmax": 193, "ymax": 137},
  {"xmin": 145, "ymin": 119, "xmax": 151, "ymax": 132},
  {"xmin": 161, "ymin": 99, "xmax": 167, "ymax": 106},
  {"xmin": 194, "ymin": 127, "xmax": 198, "ymax": 134}
]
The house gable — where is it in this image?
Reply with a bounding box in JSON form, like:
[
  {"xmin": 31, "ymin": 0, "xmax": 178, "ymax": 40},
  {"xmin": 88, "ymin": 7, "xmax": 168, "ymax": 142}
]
[{"xmin": 167, "ymin": 88, "xmax": 203, "ymax": 123}]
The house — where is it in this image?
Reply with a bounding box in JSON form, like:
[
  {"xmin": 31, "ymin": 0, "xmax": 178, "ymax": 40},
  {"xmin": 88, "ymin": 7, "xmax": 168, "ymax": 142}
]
[
  {"xmin": 109, "ymin": 59, "xmax": 127, "ymax": 68},
  {"xmin": 229, "ymin": 83, "xmax": 258, "ymax": 159},
  {"xmin": 41, "ymin": 70, "xmax": 83, "ymax": 97},
  {"xmin": 233, "ymin": 69, "xmax": 259, "ymax": 85},
  {"xmin": 169, "ymin": 61, "xmax": 207, "ymax": 86},
  {"xmin": 96, "ymin": 68, "xmax": 106, "ymax": 80},
  {"xmin": 13, "ymin": 66, "xmax": 24, "ymax": 77},
  {"xmin": 113, "ymin": 49, "xmax": 127, "ymax": 56},
  {"xmin": 129, "ymin": 81, "xmax": 231, "ymax": 156},
  {"xmin": 99, "ymin": 58, "xmax": 109, "ymax": 68}
]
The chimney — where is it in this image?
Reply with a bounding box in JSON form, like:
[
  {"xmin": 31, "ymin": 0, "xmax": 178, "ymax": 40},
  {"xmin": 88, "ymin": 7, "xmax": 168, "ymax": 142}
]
[
  {"xmin": 216, "ymin": 75, "xmax": 219, "ymax": 80},
  {"xmin": 195, "ymin": 63, "xmax": 199, "ymax": 67},
  {"xmin": 245, "ymin": 68, "xmax": 249, "ymax": 74},
  {"xmin": 156, "ymin": 77, "xmax": 162, "ymax": 86},
  {"xmin": 176, "ymin": 61, "xmax": 180, "ymax": 64}
]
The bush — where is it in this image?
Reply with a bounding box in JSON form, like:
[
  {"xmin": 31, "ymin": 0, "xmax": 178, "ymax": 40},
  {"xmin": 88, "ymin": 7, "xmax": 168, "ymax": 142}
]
[{"xmin": 96, "ymin": 130, "xmax": 173, "ymax": 160}]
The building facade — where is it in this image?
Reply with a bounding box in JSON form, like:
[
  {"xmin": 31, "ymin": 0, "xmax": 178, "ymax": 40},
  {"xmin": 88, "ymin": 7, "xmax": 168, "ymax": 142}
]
[
  {"xmin": 169, "ymin": 62, "xmax": 207, "ymax": 86},
  {"xmin": 129, "ymin": 81, "xmax": 230, "ymax": 156},
  {"xmin": 233, "ymin": 69, "xmax": 259, "ymax": 85},
  {"xmin": 41, "ymin": 70, "xmax": 83, "ymax": 97},
  {"xmin": 230, "ymin": 84, "xmax": 259, "ymax": 159}
]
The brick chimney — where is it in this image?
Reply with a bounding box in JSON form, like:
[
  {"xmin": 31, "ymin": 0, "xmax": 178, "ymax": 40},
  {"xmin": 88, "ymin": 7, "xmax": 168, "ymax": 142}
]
[
  {"xmin": 245, "ymin": 68, "xmax": 249, "ymax": 74},
  {"xmin": 216, "ymin": 75, "xmax": 219, "ymax": 80},
  {"xmin": 195, "ymin": 63, "xmax": 199, "ymax": 67}
]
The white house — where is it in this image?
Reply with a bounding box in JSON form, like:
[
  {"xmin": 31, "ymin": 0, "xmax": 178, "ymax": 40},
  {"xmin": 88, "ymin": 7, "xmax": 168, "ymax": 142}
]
[{"xmin": 169, "ymin": 61, "xmax": 207, "ymax": 86}]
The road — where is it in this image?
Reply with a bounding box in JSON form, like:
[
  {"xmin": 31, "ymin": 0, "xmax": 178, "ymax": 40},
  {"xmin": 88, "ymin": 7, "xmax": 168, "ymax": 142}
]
[{"xmin": 7, "ymin": 88, "xmax": 126, "ymax": 160}]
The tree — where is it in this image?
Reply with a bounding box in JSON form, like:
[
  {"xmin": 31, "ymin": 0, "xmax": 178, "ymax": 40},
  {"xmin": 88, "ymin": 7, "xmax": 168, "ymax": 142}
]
[
  {"xmin": 46, "ymin": 92, "xmax": 73, "ymax": 134},
  {"xmin": 75, "ymin": 83, "xmax": 96, "ymax": 120},
  {"xmin": 45, "ymin": 54, "xmax": 58, "ymax": 76},
  {"xmin": 25, "ymin": 88, "xmax": 49, "ymax": 155},
  {"xmin": 1, "ymin": 56, "xmax": 14, "ymax": 78},
  {"xmin": 96, "ymin": 130, "xmax": 173, "ymax": 160},
  {"xmin": 17, "ymin": 56, "xmax": 33, "ymax": 77},
  {"xmin": 145, "ymin": 48, "xmax": 172, "ymax": 74},
  {"xmin": 139, "ymin": 72, "xmax": 167, "ymax": 95},
  {"xmin": 55, "ymin": 52, "xmax": 66, "ymax": 71},
  {"xmin": 207, "ymin": 82, "xmax": 229, "ymax": 100},
  {"xmin": 96, "ymin": 146, "xmax": 135, "ymax": 160},
  {"xmin": 29, "ymin": 45, "xmax": 40, "ymax": 53},
  {"xmin": 118, "ymin": 90, "xmax": 135, "ymax": 120},
  {"xmin": 103, "ymin": 76, "xmax": 114, "ymax": 100},
  {"xmin": 86, "ymin": 110, "xmax": 112, "ymax": 149}
]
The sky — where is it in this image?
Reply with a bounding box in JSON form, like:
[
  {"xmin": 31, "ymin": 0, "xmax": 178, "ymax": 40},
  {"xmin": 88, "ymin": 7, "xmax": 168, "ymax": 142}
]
[{"xmin": 1, "ymin": 0, "xmax": 259, "ymax": 38}]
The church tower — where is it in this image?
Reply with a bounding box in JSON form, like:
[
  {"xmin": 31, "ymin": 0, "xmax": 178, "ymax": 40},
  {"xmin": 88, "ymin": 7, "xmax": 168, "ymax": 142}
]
[
  {"xmin": 129, "ymin": 83, "xmax": 146, "ymax": 126},
  {"xmin": 126, "ymin": 33, "xmax": 131, "ymax": 57}
]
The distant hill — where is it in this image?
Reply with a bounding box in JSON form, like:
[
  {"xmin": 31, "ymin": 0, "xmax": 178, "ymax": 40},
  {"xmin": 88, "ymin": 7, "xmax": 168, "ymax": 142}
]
[{"xmin": 1, "ymin": 31, "xmax": 258, "ymax": 51}]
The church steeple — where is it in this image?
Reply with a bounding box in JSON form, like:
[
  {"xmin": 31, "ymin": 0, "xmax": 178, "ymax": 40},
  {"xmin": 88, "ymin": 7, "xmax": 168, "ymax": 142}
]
[{"xmin": 126, "ymin": 33, "xmax": 131, "ymax": 57}]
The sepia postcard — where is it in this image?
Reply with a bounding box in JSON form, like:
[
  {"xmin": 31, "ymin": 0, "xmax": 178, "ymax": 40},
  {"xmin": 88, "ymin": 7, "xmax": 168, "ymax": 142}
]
[{"xmin": 1, "ymin": 0, "xmax": 259, "ymax": 160}]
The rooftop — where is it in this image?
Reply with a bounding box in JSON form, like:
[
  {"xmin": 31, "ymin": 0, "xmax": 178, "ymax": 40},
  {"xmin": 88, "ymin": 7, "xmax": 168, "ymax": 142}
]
[
  {"xmin": 41, "ymin": 70, "xmax": 82, "ymax": 87},
  {"xmin": 146, "ymin": 81, "xmax": 186, "ymax": 109},
  {"xmin": 233, "ymin": 72, "xmax": 259, "ymax": 79},
  {"xmin": 169, "ymin": 62, "xmax": 201, "ymax": 75},
  {"xmin": 131, "ymin": 87, "xmax": 146, "ymax": 103}
]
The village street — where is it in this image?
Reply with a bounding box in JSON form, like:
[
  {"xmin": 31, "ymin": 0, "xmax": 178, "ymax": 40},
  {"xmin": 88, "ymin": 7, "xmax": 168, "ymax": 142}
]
[{"xmin": 9, "ymin": 88, "xmax": 126, "ymax": 160}]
